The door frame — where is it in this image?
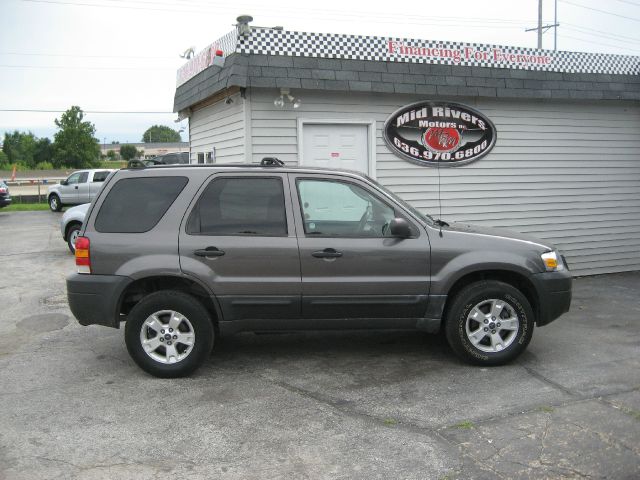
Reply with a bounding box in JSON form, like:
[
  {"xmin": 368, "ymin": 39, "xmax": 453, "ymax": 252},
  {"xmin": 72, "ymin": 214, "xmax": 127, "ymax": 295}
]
[{"xmin": 297, "ymin": 119, "xmax": 377, "ymax": 179}]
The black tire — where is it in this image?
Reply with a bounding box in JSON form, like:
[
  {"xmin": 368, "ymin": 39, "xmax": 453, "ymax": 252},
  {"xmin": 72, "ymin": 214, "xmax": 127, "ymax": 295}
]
[
  {"xmin": 66, "ymin": 223, "xmax": 81, "ymax": 254},
  {"xmin": 124, "ymin": 290, "xmax": 214, "ymax": 378},
  {"xmin": 445, "ymin": 280, "xmax": 534, "ymax": 366},
  {"xmin": 49, "ymin": 194, "xmax": 62, "ymax": 212}
]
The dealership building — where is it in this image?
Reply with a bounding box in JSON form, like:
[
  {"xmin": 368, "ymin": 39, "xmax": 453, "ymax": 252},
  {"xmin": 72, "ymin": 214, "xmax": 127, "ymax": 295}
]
[{"xmin": 173, "ymin": 22, "xmax": 640, "ymax": 276}]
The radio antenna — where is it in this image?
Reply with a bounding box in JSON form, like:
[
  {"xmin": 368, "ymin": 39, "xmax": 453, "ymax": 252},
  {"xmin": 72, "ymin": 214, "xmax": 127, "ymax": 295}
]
[{"xmin": 437, "ymin": 159, "xmax": 443, "ymax": 237}]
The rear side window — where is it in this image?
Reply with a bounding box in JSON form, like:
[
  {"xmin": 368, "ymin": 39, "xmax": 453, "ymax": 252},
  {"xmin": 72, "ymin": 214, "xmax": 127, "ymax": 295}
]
[
  {"xmin": 95, "ymin": 176, "xmax": 188, "ymax": 233},
  {"xmin": 187, "ymin": 177, "xmax": 287, "ymax": 236},
  {"xmin": 92, "ymin": 171, "xmax": 110, "ymax": 182}
]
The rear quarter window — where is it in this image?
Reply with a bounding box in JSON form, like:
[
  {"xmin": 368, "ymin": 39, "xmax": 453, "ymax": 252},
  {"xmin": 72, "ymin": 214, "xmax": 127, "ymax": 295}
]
[
  {"xmin": 94, "ymin": 176, "xmax": 188, "ymax": 233},
  {"xmin": 92, "ymin": 171, "xmax": 111, "ymax": 182}
]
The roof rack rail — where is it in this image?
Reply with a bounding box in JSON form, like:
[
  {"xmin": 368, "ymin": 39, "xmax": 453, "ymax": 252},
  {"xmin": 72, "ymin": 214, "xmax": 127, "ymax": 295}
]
[{"xmin": 260, "ymin": 157, "xmax": 285, "ymax": 167}]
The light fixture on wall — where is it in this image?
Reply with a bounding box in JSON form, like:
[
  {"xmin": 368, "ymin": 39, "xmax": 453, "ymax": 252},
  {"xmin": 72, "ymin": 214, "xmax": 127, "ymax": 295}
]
[{"xmin": 274, "ymin": 88, "xmax": 301, "ymax": 109}]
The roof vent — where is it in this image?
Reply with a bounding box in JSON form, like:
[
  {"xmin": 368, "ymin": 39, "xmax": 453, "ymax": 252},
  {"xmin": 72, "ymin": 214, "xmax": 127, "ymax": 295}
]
[
  {"xmin": 261, "ymin": 157, "xmax": 285, "ymax": 167},
  {"xmin": 236, "ymin": 15, "xmax": 253, "ymax": 36}
]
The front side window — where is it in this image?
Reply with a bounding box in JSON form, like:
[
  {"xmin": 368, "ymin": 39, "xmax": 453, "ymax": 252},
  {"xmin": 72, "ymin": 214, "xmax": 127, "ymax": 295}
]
[
  {"xmin": 95, "ymin": 176, "xmax": 188, "ymax": 233},
  {"xmin": 297, "ymin": 179, "xmax": 395, "ymax": 237},
  {"xmin": 187, "ymin": 177, "xmax": 287, "ymax": 236}
]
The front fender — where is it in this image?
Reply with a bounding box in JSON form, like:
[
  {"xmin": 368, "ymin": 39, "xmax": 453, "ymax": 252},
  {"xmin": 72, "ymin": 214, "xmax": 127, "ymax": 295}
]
[{"xmin": 430, "ymin": 250, "xmax": 540, "ymax": 296}]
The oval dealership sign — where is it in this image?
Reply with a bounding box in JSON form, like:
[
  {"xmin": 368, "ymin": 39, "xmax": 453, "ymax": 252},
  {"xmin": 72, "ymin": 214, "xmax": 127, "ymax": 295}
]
[{"xmin": 383, "ymin": 102, "xmax": 496, "ymax": 167}]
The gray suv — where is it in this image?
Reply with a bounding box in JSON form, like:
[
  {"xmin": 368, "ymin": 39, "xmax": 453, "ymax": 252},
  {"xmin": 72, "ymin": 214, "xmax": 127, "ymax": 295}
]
[{"xmin": 67, "ymin": 162, "xmax": 572, "ymax": 377}]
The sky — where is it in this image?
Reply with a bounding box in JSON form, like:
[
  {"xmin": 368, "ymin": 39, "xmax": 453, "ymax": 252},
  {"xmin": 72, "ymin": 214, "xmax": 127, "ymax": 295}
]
[{"xmin": 0, "ymin": 0, "xmax": 639, "ymax": 144}]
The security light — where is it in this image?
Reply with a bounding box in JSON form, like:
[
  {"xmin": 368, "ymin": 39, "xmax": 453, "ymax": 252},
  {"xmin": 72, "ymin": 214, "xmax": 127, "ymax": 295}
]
[{"xmin": 274, "ymin": 88, "xmax": 301, "ymax": 109}]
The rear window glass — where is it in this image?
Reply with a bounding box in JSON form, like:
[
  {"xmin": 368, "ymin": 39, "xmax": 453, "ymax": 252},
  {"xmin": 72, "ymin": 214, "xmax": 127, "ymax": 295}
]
[
  {"xmin": 92, "ymin": 171, "xmax": 110, "ymax": 182},
  {"xmin": 187, "ymin": 177, "xmax": 287, "ymax": 236},
  {"xmin": 95, "ymin": 176, "xmax": 188, "ymax": 233}
]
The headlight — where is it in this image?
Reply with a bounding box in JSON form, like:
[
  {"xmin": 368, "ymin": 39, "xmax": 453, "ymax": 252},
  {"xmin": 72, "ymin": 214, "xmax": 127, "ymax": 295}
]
[{"xmin": 541, "ymin": 251, "xmax": 565, "ymax": 272}]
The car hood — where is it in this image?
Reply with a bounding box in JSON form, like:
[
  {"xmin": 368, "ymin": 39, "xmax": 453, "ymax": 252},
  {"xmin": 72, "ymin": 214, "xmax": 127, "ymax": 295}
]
[
  {"xmin": 62, "ymin": 202, "xmax": 90, "ymax": 222},
  {"xmin": 443, "ymin": 221, "xmax": 555, "ymax": 252}
]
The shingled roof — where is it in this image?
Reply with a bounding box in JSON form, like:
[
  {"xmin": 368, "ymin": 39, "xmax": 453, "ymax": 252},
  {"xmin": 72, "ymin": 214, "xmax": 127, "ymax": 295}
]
[{"xmin": 173, "ymin": 27, "xmax": 640, "ymax": 113}]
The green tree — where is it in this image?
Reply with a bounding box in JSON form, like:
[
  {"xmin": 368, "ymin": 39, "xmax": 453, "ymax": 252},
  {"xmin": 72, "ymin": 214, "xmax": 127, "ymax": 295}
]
[
  {"xmin": 2, "ymin": 131, "xmax": 37, "ymax": 167},
  {"xmin": 34, "ymin": 137, "xmax": 53, "ymax": 165},
  {"xmin": 106, "ymin": 149, "xmax": 117, "ymax": 160},
  {"xmin": 52, "ymin": 106, "xmax": 100, "ymax": 169},
  {"xmin": 0, "ymin": 150, "xmax": 9, "ymax": 168},
  {"xmin": 119, "ymin": 144, "xmax": 138, "ymax": 160},
  {"xmin": 142, "ymin": 125, "xmax": 181, "ymax": 143}
]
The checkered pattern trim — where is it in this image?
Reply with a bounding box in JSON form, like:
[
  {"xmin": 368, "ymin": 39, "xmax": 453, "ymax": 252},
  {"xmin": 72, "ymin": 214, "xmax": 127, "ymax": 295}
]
[{"xmin": 236, "ymin": 28, "xmax": 640, "ymax": 75}]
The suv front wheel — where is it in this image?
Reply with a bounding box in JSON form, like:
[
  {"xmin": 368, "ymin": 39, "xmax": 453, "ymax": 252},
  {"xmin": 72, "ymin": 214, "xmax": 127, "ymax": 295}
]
[
  {"xmin": 445, "ymin": 280, "xmax": 534, "ymax": 366},
  {"xmin": 49, "ymin": 194, "xmax": 62, "ymax": 212},
  {"xmin": 124, "ymin": 290, "xmax": 214, "ymax": 378}
]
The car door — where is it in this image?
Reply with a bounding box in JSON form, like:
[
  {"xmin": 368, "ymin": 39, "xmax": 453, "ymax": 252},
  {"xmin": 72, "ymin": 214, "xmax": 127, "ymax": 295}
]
[
  {"xmin": 290, "ymin": 173, "xmax": 431, "ymax": 321},
  {"xmin": 59, "ymin": 172, "xmax": 83, "ymax": 203},
  {"xmin": 179, "ymin": 172, "xmax": 302, "ymax": 323},
  {"xmin": 88, "ymin": 170, "xmax": 111, "ymax": 200},
  {"xmin": 75, "ymin": 171, "xmax": 91, "ymax": 203}
]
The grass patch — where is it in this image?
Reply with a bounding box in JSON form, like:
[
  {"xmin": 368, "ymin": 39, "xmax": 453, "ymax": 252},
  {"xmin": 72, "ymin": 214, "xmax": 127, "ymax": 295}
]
[
  {"xmin": 538, "ymin": 406, "xmax": 555, "ymax": 413},
  {"xmin": 454, "ymin": 420, "xmax": 475, "ymax": 429},
  {"xmin": 383, "ymin": 418, "xmax": 398, "ymax": 426},
  {"xmin": 622, "ymin": 408, "xmax": 640, "ymax": 421},
  {"xmin": 1, "ymin": 203, "xmax": 50, "ymax": 212}
]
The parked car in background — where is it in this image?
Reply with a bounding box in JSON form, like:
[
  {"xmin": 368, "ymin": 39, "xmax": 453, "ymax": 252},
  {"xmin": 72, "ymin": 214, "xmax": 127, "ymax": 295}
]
[
  {"xmin": 0, "ymin": 180, "xmax": 11, "ymax": 208},
  {"xmin": 61, "ymin": 203, "xmax": 89, "ymax": 253},
  {"xmin": 47, "ymin": 169, "xmax": 114, "ymax": 212}
]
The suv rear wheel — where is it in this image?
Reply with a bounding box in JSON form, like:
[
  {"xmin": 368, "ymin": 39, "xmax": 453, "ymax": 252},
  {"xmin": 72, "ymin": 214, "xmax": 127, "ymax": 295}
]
[
  {"xmin": 124, "ymin": 290, "xmax": 214, "ymax": 378},
  {"xmin": 445, "ymin": 280, "xmax": 534, "ymax": 366}
]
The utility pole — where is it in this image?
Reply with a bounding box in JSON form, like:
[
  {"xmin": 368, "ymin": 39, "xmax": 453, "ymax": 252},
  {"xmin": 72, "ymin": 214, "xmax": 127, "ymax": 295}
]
[
  {"xmin": 525, "ymin": 0, "xmax": 560, "ymax": 50},
  {"xmin": 537, "ymin": 0, "xmax": 543, "ymax": 49},
  {"xmin": 554, "ymin": 0, "xmax": 558, "ymax": 51}
]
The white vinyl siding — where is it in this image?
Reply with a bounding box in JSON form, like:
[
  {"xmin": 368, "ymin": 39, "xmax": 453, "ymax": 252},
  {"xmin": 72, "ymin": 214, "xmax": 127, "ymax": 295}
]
[
  {"xmin": 249, "ymin": 89, "xmax": 640, "ymax": 276},
  {"xmin": 190, "ymin": 94, "xmax": 245, "ymax": 163}
]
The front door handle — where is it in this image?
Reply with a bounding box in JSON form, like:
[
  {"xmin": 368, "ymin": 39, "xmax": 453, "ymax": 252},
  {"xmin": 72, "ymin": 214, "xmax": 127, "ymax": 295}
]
[
  {"xmin": 194, "ymin": 246, "xmax": 225, "ymax": 258},
  {"xmin": 312, "ymin": 248, "xmax": 343, "ymax": 259}
]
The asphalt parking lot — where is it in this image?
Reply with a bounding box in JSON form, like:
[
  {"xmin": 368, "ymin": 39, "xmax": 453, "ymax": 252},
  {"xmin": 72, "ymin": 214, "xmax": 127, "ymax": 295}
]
[{"xmin": 1, "ymin": 210, "xmax": 639, "ymax": 480}]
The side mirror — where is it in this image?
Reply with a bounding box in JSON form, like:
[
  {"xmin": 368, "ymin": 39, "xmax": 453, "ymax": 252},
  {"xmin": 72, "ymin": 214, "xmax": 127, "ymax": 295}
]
[
  {"xmin": 389, "ymin": 218, "xmax": 412, "ymax": 238},
  {"xmin": 60, "ymin": 180, "xmax": 68, "ymax": 186}
]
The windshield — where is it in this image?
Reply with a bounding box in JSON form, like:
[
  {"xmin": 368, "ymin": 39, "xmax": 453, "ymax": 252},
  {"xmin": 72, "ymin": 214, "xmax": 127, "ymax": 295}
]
[{"xmin": 366, "ymin": 176, "xmax": 434, "ymax": 225}]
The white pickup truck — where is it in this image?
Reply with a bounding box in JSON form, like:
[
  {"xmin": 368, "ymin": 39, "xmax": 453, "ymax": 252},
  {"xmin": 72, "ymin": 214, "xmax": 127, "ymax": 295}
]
[{"xmin": 47, "ymin": 169, "xmax": 114, "ymax": 212}]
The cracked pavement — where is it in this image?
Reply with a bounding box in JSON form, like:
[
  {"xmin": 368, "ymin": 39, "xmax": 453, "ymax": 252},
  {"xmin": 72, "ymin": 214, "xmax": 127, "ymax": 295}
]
[{"xmin": 1, "ymin": 211, "xmax": 639, "ymax": 479}]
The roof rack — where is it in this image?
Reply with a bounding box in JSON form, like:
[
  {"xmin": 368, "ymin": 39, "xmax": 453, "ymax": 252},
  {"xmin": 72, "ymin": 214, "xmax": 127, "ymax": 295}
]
[{"xmin": 260, "ymin": 157, "xmax": 285, "ymax": 167}]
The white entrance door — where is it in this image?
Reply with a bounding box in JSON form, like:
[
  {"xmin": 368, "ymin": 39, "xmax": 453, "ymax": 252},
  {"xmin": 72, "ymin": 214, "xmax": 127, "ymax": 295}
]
[{"xmin": 302, "ymin": 124, "xmax": 369, "ymax": 174}]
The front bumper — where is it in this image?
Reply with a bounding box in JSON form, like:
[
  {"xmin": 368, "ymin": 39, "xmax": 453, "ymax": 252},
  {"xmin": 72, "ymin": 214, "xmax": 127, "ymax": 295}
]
[
  {"xmin": 530, "ymin": 270, "xmax": 572, "ymax": 326},
  {"xmin": 67, "ymin": 273, "xmax": 132, "ymax": 328}
]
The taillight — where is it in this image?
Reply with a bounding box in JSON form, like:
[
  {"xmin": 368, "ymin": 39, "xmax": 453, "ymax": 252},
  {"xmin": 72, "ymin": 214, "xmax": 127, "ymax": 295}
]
[
  {"xmin": 0, "ymin": 188, "xmax": 6, "ymax": 193},
  {"xmin": 75, "ymin": 236, "xmax": 91, "ymax": 274}
]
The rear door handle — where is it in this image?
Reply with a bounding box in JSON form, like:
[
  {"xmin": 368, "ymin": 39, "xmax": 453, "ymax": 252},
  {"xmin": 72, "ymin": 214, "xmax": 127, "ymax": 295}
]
[
  {"xmin": 194, "ymin": 247, "xmax": 225, "ymax": 258},
  {"xmin": 312, "ymin": 248, "xmax": 343, "ymax": 258}
]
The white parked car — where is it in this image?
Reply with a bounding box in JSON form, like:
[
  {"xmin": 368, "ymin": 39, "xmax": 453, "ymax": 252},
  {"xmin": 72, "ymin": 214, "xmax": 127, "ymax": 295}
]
[
  {"xmin": 47, "ymin": 169, "xmax": 115, "ymax": 212},
  {"xmin": 60, "ymin": 203, "xmax": 90, "ymax": 253}
]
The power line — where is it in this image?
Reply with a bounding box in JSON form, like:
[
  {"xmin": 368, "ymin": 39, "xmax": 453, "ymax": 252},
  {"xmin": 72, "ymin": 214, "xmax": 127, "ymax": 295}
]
[
  {"xmin": 22, "ymin": 0, "xmax": 532, "ymax": 28},
  {"xmin": 559, "ymin": 0, "xmax": 640, "ymax": 23},
  {"xmin": 564, "ymin": 26, "xmax": 640, "ymax": 46},
  {"xmin": 0, "ymin": 64, "xmax": 174, "ymax": 70},
  {"xmin": 557, "ymin": 34, "xmax": 640, "ymax": 53},
  {"xmin": 563, "ymin": 22, "xmax": 640, "ymax": 43},
  {"xmin": 609, "ymin": 0, "xmax": 640, "ymax": 7},
  {"xmin": 0, "ymin": 109, "xmax": 174, "ymax": 113},
  {"xmin": 0, "ymin": 51, "xmax": 177, "ymax": 60}
]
